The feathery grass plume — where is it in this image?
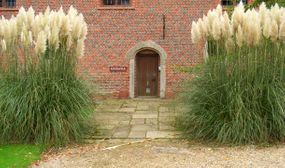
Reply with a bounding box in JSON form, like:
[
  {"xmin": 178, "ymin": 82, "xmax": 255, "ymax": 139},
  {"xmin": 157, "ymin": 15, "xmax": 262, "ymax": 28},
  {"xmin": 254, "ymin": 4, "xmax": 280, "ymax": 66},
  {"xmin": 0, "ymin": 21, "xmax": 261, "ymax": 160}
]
[
  {"xmin": 236, "ymin": 25, "xmax": 244, "ymax": 47},
  {"xmin": 16, "ymin": 7, "xmax": 28, "ymax": 32},
  {"xmin": 35, "ymin": 31, "xmax": 47, "ymax": 55},
  {"xmin": 27, "ymin": 7, "xmax": 35, "ymax": 29},
  {"xmin": 221, "ymin": 13, "xmax": 232, "ymax": 40},
  {"xmin": 60, "ymin": 13, "xmax": 70, "ymax": 38},
  {"xmin": 20, "ymin": 31, "xmax": 26, "ymax": 44},
  {"xmin": 216, "ymin": 4, "xmax": 223, "ymax": 17},
  {"xmin": 2, "ymin": 20, "xmax": 12, "ymax": 43},
  {"xmin": 49, "ymin": 25, "xmax": 60, "ymax": 49},
  {"xmin": 191, "ymin": 21, "xmax": 201, "ymax": 43},
  {"xmin": 206, "ymin": 10, "xmax": 215, "ymax": 34},
  {"xmin": 270, "ymin": 3, "xmax": 282, "ymax": 25},
  {"xmin": 68, "ymin": 6, "xmax": 78, "ymax": 19},
  {"xmin": 232, "ymin": 2, "xmax": 245, "ymax": 32},
  {"xmin": 270, "ymin": 19, "xmax": 279, "ymax": 42},
  {"xmin": 244, "ymin": 9, "xmax": 261, "ymax": 46},
  {"xmin": 66, "ymin": 34, "xmax": 73, "ymax": 51},
  {"xmin": 71, "ymin": 15, "xmax": 83, "ymax": 40},
  {"xmin": 28, "ymin": 31, "xmax": 33, "ymax": 46},
  {"xmin": 202, "ymin": 15, "xmax": 209, "ymax": 37},
  {"xmin": 197, "ymin": 18, "xmax": 206, "ymax": 40},
  {"xmin": 76, "ymin": 39, "xmax": 85, "ymax": 58},
  {"xmin": 259, "ymin": 2, "xmax": 268, "ymax": 27},
  {"xmin": 1, "ymin": 39, "xmax": 6, "ymax": 51},
  {"xmin": 263, "ymin": 17, "xmax": 272, "ymax": 39},
  {"xmin": 212, "ymin": 16, "xmax": 222, "ymax": 41}
]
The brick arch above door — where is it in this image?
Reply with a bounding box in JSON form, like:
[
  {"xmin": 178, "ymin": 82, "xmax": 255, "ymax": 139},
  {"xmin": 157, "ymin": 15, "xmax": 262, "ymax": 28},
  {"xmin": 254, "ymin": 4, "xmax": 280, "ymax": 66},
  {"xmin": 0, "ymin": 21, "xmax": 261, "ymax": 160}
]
[{"xmin": 126, "ymin": 40, "xmax": 167, "ymax": 98}]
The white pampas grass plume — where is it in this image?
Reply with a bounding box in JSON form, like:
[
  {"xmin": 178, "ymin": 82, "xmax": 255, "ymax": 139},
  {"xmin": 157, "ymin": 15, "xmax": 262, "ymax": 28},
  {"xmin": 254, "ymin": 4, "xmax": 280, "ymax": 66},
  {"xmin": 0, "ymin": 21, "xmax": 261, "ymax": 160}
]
[
  {"xmin": 49, "ymin": 26, "xmax": 60, "ymax": 49},
  {"xmin": 2, "ymin": 19, "xmax": 12, "ymax": 43},
  {"xmin": 68, "ymin": 6, "xmax": 78, "ymax": 23},
  {"xmin": 1, "ymin": 39, "xmax": 6, "ymax": 51},
  {"xmin": 76, "ymin": 39, "xmax": 84, "ymax": 58},
  {"xmin": 270, "ymin": 20, "xmax": 279, "ymax": 42},
  {"xmin": 66, "ymin": 34, "xmax": 73, "ymax": 51},
  {"xmin": 244, "ymin": 9, "xmax": 261, "ymax": 46},
  {"xmin": 16, "ymin": 7, "xmax": 28, "ymax": 31},
  {"xmin": 27, "ymin": 7, "xmax": 35, "ymax": 29},
  {"xmin": 212, "ymin": 16, "xmax": 222, "ymax": 41},
  {"xmin": 32, "ymin": 14, "xmax": 45, "ymax": 39},
  {"xmin": 206, "ymin": 10, "xmax": 216, "ymax": 33},
  {"xmin": 71, "ymin": 14, "xmax": 84, "ymax": 40},
  {"xmin": 202, "ymin": 15, "xmax": 209, "ymax": 37},
  {"xmin": 60, "ymin": 15, "xmax": 70, "ymax": 37},
  {"xmin": 221, "ymin": 13, "xmax": 232, "ymax": 39},
  {"xmin": 236, "ymin": 25, "xmax": 244, "ymax": 47},
  {"xmin": 259, "ymin": 2, "xmax": 268, "ymax": 26},
  {"xmin": 35, "ymin": 31, "xmax": 47, "ymax": 55},
  {"xmin": 263, "ymin": 17, "xmax": 272, "ymax": 39},
  {"xmin": 191, "ymin": 21, "xmax": 201, "ymax": 43},
  {"xmin": 21, "ymin": 31, "xmax": 26, "ymax": 43},
  {"xmin": 216, "ymin": 4, "xmax": 223, "ymax": 16},
  {"xmin": 44, "ymin": 6, "xmax": 50, "ymax": 18},
  {"xmin": 232, "ymin": 2, "xmax": 245, "ymax": 32},
  {"xmin": 197, "ymin": 18, "xmax": 206, "ymax": 40},
  {"xmin": 270, "ymin": 3, "xmax": 282, "ymax": 25},
  {"xmin": 28, "ymin": 31, "xmax": 33, "ymax": 46}
]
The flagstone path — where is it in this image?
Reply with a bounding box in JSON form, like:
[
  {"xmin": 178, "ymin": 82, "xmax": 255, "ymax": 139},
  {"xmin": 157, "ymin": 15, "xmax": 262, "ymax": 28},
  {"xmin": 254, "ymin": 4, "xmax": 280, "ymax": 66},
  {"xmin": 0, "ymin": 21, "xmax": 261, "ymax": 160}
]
[{"xmin": 86, "ymin": 99, "xmax": 183, "ymax": 140}]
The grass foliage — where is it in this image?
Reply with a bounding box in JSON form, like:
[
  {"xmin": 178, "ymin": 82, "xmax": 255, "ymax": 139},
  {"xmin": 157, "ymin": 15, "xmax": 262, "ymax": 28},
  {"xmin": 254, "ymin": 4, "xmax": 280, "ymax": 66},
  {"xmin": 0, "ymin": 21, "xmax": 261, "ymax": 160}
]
[
  {"xmin": 178, "ymin": 41, "xmax": 285, "ymax": 144},
  {"xmin": 0, "ymin": 144, "xmax": 43, "ymax": 168},
  {"xmin": 0, "ymin": 43, "xmax": 92, "ymax": 146}
]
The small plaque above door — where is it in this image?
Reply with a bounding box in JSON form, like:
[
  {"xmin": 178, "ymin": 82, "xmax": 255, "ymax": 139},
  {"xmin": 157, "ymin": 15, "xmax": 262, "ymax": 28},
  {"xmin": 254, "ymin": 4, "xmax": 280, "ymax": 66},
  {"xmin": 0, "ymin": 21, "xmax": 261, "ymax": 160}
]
[{"xmin": 109, "ymin": 66, "xmax": 127, "ymax": 72}]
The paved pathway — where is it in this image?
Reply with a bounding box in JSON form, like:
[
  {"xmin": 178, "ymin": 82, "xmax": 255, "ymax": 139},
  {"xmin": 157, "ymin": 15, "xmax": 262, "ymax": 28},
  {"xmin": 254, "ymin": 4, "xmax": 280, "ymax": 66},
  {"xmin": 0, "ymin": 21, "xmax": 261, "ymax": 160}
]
[{"xmin": 87, "ymin": 99, "xmax": 183, "ymax": 140}]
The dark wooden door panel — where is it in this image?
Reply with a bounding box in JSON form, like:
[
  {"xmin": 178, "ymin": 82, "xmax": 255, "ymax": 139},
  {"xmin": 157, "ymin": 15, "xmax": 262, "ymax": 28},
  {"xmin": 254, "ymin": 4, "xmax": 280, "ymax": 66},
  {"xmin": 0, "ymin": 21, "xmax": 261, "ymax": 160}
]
[{"xmin": 136, "ymin": 54, "xmax": 159, "ymax": 97}]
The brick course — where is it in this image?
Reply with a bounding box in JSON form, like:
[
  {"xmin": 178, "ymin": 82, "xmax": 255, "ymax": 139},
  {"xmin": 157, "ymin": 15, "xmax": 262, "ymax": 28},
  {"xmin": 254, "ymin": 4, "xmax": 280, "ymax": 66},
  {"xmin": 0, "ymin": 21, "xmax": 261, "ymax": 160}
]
[{"xmin": 1, "ymin": 0, "xmax": 250, "ymax": 98}]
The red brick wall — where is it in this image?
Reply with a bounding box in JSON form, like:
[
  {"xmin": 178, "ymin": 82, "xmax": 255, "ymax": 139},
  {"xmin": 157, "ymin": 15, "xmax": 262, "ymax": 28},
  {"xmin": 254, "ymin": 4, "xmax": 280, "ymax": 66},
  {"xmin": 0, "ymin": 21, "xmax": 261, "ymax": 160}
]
[{"xmin": 1, "ymin": 0, "xmax": 223, "ymax": 98}]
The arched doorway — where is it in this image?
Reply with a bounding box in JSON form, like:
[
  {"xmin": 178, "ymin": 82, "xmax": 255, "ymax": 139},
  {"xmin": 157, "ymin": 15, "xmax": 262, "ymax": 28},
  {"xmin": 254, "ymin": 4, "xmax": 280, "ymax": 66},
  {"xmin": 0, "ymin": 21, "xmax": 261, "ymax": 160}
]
[
  {"xmin": 126, "ymin": 40, "xmax": 167, "ymax": 98},
  {"xmin": 136, "ymin": 50, "xmax": 159, "ymax": 97}
]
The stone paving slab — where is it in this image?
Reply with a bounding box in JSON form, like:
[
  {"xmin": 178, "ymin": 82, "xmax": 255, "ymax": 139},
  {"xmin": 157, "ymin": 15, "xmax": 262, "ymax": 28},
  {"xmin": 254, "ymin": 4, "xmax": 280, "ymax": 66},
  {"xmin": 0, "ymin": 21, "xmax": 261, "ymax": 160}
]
[
  {"xmin": 128, "ymin": 131, "xmax": 146, "ymax": 138},
  {"xmin": 146, "ymin": 131, "xmax": 180, "ymax": 139},
  {"xmin": 131, "ymin": 124, "xmax": 157, "ymax": 131},
  {"xmin": 132, "ymin": 114, "xmax": 158, "ymax": 119},
  {"xmin": 130, "ymin": 118, "xmax": 145, "ymax": 124},
  {"xmin": 90, "ymin": 99, "xmax": 182, "ymax": 139}
]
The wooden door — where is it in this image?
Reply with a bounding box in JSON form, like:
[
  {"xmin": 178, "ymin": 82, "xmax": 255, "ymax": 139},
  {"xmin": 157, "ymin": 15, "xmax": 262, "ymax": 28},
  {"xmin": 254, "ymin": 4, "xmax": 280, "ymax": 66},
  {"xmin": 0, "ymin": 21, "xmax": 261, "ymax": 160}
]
[{"xmin": 136, "ymin": 54, "xmax": 159, "ymax": 97}]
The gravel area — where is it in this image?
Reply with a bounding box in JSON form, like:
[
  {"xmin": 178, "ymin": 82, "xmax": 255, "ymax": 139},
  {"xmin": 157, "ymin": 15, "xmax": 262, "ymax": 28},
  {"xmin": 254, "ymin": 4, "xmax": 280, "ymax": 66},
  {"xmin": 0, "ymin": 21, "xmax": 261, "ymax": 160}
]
[{"xmin": 32, "ymin": 139, "xmax": 285, "ymax": 168}]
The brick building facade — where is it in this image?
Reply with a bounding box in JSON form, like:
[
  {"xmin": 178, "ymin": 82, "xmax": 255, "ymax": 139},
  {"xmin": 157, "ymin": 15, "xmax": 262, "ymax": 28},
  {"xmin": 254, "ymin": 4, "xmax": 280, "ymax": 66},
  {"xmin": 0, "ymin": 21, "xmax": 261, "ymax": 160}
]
[{"xmin": 0, "ymin": 0, "xmax": 253, "ymax": 98}]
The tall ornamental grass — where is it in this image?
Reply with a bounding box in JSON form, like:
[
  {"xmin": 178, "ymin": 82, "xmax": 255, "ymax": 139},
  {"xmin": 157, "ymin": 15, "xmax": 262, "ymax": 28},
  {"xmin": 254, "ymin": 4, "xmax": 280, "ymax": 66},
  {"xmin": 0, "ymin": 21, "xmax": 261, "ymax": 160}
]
[
  {"xmin": 179, "ymin": 3, "xmax": 285, "ymax": 144},
  {"xmin": 0, "ymin": 6, "xmax": 92, "ymax": 146}
]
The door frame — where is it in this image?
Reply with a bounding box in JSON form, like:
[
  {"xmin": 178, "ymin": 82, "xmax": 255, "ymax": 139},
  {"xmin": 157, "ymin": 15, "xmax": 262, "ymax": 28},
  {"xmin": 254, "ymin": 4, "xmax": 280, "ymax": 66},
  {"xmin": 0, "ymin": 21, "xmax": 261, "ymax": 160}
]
[{"xmin": 126, "ymin": 41, "xmax": 167, "ymax": 98}]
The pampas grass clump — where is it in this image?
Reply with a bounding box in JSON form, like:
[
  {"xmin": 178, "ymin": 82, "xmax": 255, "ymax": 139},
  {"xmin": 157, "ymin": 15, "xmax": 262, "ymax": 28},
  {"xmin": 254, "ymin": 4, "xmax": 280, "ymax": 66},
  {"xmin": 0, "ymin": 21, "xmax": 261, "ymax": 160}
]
[
  {"xmin": 0, "ymin": 6, "xmax": 91, "ymax": 146},
  {"xmin": 179, "ymin": 2, "xmax": 285, "ymax": 144}
]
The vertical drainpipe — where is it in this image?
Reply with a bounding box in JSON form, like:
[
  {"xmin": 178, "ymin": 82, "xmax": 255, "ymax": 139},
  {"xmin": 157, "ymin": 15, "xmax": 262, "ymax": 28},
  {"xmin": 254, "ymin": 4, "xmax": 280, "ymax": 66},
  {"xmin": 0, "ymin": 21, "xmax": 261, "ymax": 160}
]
[{"xmin": 163, "ymin": 14, "xmax": 166, "ymax": 40}]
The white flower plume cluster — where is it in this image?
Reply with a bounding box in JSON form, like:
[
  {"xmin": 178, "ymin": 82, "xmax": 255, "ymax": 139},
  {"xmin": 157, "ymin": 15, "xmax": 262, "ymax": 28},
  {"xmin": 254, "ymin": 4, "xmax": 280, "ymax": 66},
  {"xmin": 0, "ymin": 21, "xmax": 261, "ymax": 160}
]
[
  {"xmin": 0, "ymin": 6, "xmax": 87, "ymax": 57},
  {"xmin": 191, "ymin": 3, "xmax": 285, "ymax": 50}
]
